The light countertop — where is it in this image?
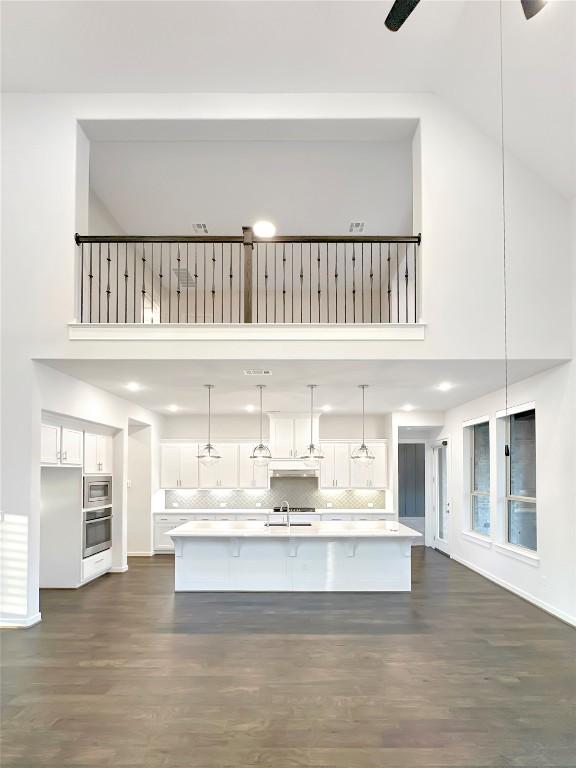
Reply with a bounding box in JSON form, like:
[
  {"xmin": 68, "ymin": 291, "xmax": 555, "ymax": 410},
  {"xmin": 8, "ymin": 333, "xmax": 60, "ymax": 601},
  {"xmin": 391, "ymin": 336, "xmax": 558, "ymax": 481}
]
[
  {"xmin": 157, "ymin": 508, "xmax": 393, "ymax": 516},
  {"xmin": 168, "ymin": 520, "xmax": 421, "ymax": 539}
]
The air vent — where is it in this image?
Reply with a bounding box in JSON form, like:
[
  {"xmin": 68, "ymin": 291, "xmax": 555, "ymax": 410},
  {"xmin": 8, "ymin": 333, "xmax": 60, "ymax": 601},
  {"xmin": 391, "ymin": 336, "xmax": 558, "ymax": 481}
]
[
  {"xmin": 348, "ymin": 221, "xmax": 365, "ymax": 233},
  {"xmin": 172, "ymin": 268, "xmax": 196, "ymax": 289},
  {"xmin": 243, "ymin": 369, "xmax": 272, "ymax": 376},
  {"xmin": 192, "ymin": 223, "xmax": 208, "ymax": 234}
]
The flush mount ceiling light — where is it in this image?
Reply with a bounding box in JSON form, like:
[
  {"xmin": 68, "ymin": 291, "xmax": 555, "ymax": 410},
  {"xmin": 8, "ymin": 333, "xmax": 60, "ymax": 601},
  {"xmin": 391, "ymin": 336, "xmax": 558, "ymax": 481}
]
[
  {"xmin": 321, "ymin": 404, "xmax": 333, "ymax": 412},
  {"xmin": 125, "ymin": 382, "xmax": 141, "ymax": 392},
  {"xmin": 253, "ymin": 221, "xmax": 276, "ymax": 238},
  {"xmin": 167, "ymin": 404, "xmax": 179, "ymax": 412},
  {"xmin": 251, "ymin": 385, "xmax": 272, "ymax": 467},
  {"xmin": 301, "ymin": 385, "xmax": 324, "ymax": 468},
  {"xmin": 245, "ymin": 404, "xmax": 256, "ymax": 413},
  {"xmin": 402, "ymin": 403, "xmax": 415, "ymax": 412},
  {"xmin": 385, "ymin": 0, "xmax": 547, "ymax": 31},
  {"xmin": 351, "ymin": 385, "xmax": 375, "ymax": 465},
  {"xmin": 437, "ymin": 382, "xmax": 454, "ymax": 392},
  {"xmin": 197, "ymin": 385, "xmax": 221, "ymax": 465}
]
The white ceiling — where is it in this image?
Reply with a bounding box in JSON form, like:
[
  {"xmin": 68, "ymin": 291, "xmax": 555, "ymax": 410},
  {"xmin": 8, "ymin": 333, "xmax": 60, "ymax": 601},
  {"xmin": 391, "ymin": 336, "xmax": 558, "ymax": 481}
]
[
  {"xmin": 3, "ymin": 1, "xmax": 575, "ymax": 197},
  {"xmin": 40, "ymin": 358, "xmax": 561, "ymax": 415}
]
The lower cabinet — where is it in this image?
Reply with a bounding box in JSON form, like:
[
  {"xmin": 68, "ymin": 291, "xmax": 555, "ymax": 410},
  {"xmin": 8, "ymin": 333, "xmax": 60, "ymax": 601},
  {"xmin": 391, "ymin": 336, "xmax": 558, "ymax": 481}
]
[{"xmin": 82, "ymin": 549, "xmax": 112, "ymax": 582}]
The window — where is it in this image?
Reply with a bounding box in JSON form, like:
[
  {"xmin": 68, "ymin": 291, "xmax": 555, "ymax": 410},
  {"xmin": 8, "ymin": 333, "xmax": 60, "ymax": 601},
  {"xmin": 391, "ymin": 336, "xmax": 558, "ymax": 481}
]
[
  {"xmin": 506, "ymin": 409, "xmax": 536, "ymax": 551},
  {"xmin": 469, "ymin": 422, "xmax": 490, "ymax": 535}
]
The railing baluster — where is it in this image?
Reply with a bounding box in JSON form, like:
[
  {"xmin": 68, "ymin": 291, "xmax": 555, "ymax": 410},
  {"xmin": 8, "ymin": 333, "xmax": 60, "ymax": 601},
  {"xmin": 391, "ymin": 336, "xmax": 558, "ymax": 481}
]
[
  {"xmin": 228, "ymin": 243, "xmax": 233, "ymax": 323},
  {"xmin": 194, "ymin": 243, "xmax": 198, "ymax": 324},
  {"xmin": 360, "ymin": 243, "xmax": 364, "ymax": 322},
  {"xmin": 378, "ymin": 243, "xmax": 383, "ymax": 323},
  {"xmin": 369, "ymin": 243, "xmax": 374, "ymax": 323},
  {"xmin": 282, "ymin": 244, "xmax": 286, "ymax": 322},
  {"xmin": 414, "ymin": 242, "xmax": 418, "ymax": 323},
  {"xmin": 106, "ymin": 243, "xmax": 111, "ymax": 322},
  {"xmin": 387, "ymin": 244, "xmax": 392, "ymax": 323},
  {"xmin": 264, "ymin": 244, "xmax": 268, "ymax": 323},
  {"xmin": 335, "ymin": 243, "xmax": 338, "ymax": 323},
  {"xmin": 116, "ymin": 243, "xmax": 119, "ymax": 323},
  {"xmin": 158, "ymin": 244, "xmax": 163, "ymax": 323},
  {"xmin": 176, "ymin": 244, "xmax": 181, "ymax": 323},
  {"xmin": 316, "ymin": 243, "xmax": 321, "ymax": 323},
  {"xmin": 142, "ymin": 243, "xmax": 147, "ymax": 323},
  {"xmin": 352, "ymin": 243, "xmax": 356, "ymax": 324},
  {"xmin": 80, "ymin": 243, "xmax": 85, "ymax": 323},
  {"xmin": 405, "ymin": 243, "xmax": 409, "ymax": 323},
  {"xmin": 186, "ymin": 243, "xmax": 189, "ymax": 323}
]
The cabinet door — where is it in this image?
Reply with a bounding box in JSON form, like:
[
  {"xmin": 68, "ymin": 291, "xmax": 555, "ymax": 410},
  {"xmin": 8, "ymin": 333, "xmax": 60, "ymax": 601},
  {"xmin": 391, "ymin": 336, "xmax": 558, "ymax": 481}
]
[
  {"xmin": 41, "ymin": 424, "xmax": 61, "ymax": 464},
  {"xmin": 270, "ymin": 417, "xmax": 295, "ymax": 458},
  {"xmin": 238, "ymin": 443, "xmax": 269, "ymax": 489},
  {"xmin": 217, "ymin": 443, "xmax": 239, "ymax": 488},
  {"xmin": 319, "ymin": 443, "xmax": 335, "ymax": 488},
  {"xmin": 349, "ymin": 442, "xmax": 371, "ymax": 488},
  {"xmin": 160, "ymin": 444, "xmax": 181, "ymax": 488},
  {"xmin": 368, "ymin": 442, "xmax": 388, "ymax": 488},
  {"xmin": 198, "ymin": 448, "xmax": 221, "ymax": 488},
  {"xmin": 61, "ymin": 428, "xmax": 83, "ymax": 465},
  {"xmin": 333, "ymin": 443, "xmax": 351, "ymax": 488},
  {"xmin": 179, "ymin": 444, "xmax": 199, "ymax": 488},
  {"xmin": 154, "ymin": 518, "xmax": 176, "ymax": 551},
  {"xmin": 293, "ymin": 417, "xmax": 314, "ymax": 457},
  {"xmin": 98, "ymin": 435, "xmax": 113, "ymax": 474},
  {"xmin": 84, "ymin": 433, "xmax": 100, "ymax": 473}
]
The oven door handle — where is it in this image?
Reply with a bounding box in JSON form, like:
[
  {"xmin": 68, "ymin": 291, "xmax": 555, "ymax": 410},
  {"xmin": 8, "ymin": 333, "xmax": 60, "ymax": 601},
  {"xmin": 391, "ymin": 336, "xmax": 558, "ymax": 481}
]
[{"xmin": 85, "ymin": 516, "xmax": 113, "ymax": 524}]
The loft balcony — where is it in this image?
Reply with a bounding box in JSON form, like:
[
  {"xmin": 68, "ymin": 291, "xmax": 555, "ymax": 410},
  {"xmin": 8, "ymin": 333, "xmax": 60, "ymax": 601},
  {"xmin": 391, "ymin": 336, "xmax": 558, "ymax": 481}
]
[{"xmin": 70, "ymin": 229, "xmax": 424, "ymax": 342}]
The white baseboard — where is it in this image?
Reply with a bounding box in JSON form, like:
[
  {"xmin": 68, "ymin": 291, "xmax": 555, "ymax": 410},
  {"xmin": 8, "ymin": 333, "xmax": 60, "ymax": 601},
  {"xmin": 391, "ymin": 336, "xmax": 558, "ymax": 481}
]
[
  {"xmin": 451, "ymin": 554, "xmax": 576, "ymax": 628},
  {"xmin": 0, "ymin": 611, "xmax": 42, "ymax": 629},
  {"xmin": 128, "ymin": 551, "xmax": 154, "ymax": 557},
  {"xmin": 110, "ymin": 565, "xmax": 129, "ymax": 573}
]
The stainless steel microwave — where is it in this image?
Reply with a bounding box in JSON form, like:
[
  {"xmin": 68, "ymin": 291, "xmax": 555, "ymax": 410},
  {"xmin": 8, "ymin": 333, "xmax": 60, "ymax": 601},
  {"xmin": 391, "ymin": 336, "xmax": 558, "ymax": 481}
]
[{"xmin": 83, "ymin": 475, "xmax": 112, "ymax": 509}]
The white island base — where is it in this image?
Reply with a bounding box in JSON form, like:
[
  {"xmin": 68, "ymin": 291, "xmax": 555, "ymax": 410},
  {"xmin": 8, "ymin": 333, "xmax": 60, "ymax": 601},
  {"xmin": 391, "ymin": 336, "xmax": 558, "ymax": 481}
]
[{"xmin": 169, "ymin": 520, "xmax": 421, "ymax": 592}]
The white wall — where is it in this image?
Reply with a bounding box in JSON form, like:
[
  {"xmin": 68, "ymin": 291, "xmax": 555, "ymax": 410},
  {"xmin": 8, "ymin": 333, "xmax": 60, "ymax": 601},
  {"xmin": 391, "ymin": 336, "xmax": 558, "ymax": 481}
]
[
  {"xmin": 127, "ymin": 423, "xmax": 153, "ymax": 555},
  {"xmin": 0, "ymin": 363, "xmax": 161, "ymax": 626},
  {"xmin": 443, "ymin": 362, "xmax": 576, "ymax": 626}
]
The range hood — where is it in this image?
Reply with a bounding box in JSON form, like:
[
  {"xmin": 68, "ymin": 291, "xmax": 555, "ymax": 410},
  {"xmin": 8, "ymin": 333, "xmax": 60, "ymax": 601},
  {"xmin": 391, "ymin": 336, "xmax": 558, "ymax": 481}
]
[{"xmin": 269, "ymin": 459, "xmax": 319, "ymax": 478}]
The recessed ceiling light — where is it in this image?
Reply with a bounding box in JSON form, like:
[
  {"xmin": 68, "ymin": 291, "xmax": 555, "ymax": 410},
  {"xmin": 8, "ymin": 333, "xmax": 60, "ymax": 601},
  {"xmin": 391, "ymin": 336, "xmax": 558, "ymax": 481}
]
[
  {"xmin": 245, "ymin": 404, "xmax": 256, "ymax": 413},
  {"xmin": 437, "ymin": 381, "xmax": 454, "ymax": 392},
  {"xmin": 167, "ymin": 404, "xmax": 179, "ymax": 413},
  {"xmin": 402, "ymin": 404, "xmax": 415, "ymax": 412},
  {"xmin": 125, "ymin": 382, "xmax": 141, "ymax": 392},
  {"xmin": 253, "ymin": 220, "xmax": 276, "ymax": 238},
  {"xmin": 321, "ymin": 404, "xmax": 333, "ymax": 412}
]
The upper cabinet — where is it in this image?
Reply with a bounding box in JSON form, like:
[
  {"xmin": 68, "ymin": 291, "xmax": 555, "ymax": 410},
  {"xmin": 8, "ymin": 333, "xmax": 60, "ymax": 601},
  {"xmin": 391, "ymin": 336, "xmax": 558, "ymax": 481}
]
[
  {"xmin": 84, "ymin": 433, "xmax": 113, "ymax": 474},
  {"xmin": 41, "ymin": 425, "xmax": 83, "ymax": 466},
  {"xmin": 349, "ymin": 440, "xmax": 388, "ymax": 488},
  {"xmin": 270, "ymin": 415, "xmax": 319, "ymax": 459},
  {"xmin": 160, "ymin": 443, "xmax": 198, "ymax": 488},
  {"xmin": 238, "ymin": 442, "xmax": 270, "ymax": 489},
  {"xmin": 198, "ymin": 443, "xmax": 238, "ymax": 489},
  {"xmin": 319, "ymin": 442, "xmax": 351, "ymax": 489}
]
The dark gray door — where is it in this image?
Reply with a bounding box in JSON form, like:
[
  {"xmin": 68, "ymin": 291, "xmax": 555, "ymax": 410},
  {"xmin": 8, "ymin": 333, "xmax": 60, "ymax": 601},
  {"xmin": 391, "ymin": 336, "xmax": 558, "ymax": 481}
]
[{"xmin": 398, "ymin": 443, "xmax": 425, "ymax": 518}]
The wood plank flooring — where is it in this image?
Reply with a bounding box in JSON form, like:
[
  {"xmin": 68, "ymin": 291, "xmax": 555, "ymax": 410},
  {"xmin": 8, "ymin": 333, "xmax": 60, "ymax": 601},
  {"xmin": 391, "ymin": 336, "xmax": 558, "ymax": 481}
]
[{"xmin": 2, "ymin": 548, "xmax": 576, "ymax": 767}]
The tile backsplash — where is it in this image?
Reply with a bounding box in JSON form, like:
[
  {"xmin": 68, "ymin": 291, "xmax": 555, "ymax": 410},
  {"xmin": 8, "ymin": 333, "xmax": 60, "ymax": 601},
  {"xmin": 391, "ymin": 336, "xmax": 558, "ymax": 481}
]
[{"xmin": 165, "ymin": 477, "xmax": 387, "ymax": 510}]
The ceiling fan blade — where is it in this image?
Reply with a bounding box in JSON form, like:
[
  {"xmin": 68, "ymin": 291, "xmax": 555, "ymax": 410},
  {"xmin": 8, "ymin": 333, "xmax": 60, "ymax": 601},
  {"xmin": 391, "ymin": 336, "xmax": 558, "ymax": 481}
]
[
  {"xmin": 384, "ymin": 0, "xmax": 421, "ymax": 31},
  {"xmin": 520, "ymin": 0, "xmax": 547, "ymax": 20}
]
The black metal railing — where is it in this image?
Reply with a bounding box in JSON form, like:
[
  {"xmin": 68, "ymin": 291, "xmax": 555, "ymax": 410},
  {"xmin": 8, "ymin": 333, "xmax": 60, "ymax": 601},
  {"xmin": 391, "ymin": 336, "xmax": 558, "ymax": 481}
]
[{"xmin": 75, "ymin": 230, "xmax": 421, "ymax": 325}]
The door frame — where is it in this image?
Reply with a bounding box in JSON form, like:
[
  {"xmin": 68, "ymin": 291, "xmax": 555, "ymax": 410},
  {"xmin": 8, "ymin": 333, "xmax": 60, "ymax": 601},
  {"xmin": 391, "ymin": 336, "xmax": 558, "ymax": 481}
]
[{"xmin": 431, "ymin": 438, "xmax": 451, "ymax": 555}]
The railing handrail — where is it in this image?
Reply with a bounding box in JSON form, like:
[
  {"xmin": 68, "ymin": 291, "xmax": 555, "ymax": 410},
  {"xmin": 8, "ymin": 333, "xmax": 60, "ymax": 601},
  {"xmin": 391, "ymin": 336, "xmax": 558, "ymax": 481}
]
[{"xmin": 75, "ymin": 233, "xmax": 421, "ymax": 245}]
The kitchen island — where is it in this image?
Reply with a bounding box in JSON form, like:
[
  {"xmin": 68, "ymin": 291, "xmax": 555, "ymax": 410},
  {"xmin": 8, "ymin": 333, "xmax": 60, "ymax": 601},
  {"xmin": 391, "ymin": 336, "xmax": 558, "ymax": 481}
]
[{"xmin": 169, "ymin": 519, "xmax": 421, "ymax": 592}]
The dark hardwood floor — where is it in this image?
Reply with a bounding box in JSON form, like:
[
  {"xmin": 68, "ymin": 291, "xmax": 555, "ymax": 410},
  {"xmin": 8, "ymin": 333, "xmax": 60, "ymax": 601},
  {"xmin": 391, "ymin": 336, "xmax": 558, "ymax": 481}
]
[{"xmin": 2, "ymin": 548, "xmax": 576, "ymax": 767}]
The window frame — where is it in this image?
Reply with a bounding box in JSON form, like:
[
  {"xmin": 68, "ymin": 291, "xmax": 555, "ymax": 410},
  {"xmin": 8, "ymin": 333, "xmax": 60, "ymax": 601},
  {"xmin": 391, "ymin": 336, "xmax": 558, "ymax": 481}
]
[
  {"xmin": 468, "ymin": 421, "xmax": 491, "ymax": 536},
  {"xmin": 504, "ymin": 408, "xmax": 537, "ymax": 552}
]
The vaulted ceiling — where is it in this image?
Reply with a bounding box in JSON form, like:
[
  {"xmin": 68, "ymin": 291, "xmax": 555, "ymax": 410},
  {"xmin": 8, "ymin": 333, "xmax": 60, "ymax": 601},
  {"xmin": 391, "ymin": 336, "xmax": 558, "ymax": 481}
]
[{"xmin": 3, "ymin": 1, "xmax": 575, "ymax": 196}]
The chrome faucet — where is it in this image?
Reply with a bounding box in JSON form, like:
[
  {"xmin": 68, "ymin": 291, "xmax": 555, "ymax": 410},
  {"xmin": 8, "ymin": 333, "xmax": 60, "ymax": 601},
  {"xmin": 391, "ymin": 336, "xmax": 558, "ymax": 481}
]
[{"xmin": 279, "ymin": 500, "xmax": 290, "ymax": 527}]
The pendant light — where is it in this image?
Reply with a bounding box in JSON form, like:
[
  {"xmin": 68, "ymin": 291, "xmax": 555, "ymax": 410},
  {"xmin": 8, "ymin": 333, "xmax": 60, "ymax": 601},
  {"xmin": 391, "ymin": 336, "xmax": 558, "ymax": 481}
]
[
  {"xmin": 301, "ymin": 384, "xmax": 324, "ymax": 467},
  {"xmin": 198, "ymin": 385, "xmax": 221, "ymax": 465},
  {"xmin": 351, "ymin": 385, "xmax": 375, "ymax": 464},
  {"xmin": 251, "ymin": 384, "xmax": 272, "ymax": 466}
]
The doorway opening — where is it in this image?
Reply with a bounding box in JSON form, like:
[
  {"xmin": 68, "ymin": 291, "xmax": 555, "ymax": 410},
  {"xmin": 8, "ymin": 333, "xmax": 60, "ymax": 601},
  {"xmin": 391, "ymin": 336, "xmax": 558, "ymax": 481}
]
[
  {"xmin": 398, "ymin": 443, "xmax": 425, "ymax": 543},
  {"xmin": 432, "ymin": 440, "xmax": 450, "ymax": 556}
]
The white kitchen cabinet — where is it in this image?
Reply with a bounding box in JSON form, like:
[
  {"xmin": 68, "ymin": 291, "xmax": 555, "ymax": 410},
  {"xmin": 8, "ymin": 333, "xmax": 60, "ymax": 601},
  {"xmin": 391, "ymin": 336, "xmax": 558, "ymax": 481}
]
[
  {"xmin": 61, "ymin": 428, "xmax": 83, "ymax": 465},
  {"xmin": 349, "ymin": 440, "xmax": 388, "ymax": 488},
  {"xmin": 160, "ymin": 443, "xmax": 198, "ymax": 488},
  {"xmin": 198, "ymin": 443, "xmax": 238, "ymax": 488},
  {"xmin": 238, "ymin": 443, "xmax": 270, "ymax": 489},
  {"xmin": 269, "ymin": 415, "xmax": 319, "ymax": 459},
  {"xmin": 41, "ymin": 425, "xmax": 83, "ymax": 466},
  {"xmin": 84, "ymin": 433, "xmax": 113, "ymax": 474},
  {"xmin": 41, "ymin": 424, "xmax": 61, "ymax": 464},
  {"xmin": 319, "ymin": 442, "xmax": 351, "ymax": 488},
  {"xmin": 154, "ymin": 515, "xmax": 177, "ymax": 551}
]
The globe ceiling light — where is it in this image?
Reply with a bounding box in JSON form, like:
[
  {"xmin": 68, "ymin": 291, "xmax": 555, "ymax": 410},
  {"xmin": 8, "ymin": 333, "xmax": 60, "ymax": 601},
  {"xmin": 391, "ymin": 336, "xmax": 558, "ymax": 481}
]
[
  {"xmin": 197, "ymin": 385, "xmax": 221, "ymax": 466},
  {"xmin": 301, "ymin": 384, "xmax": 324, "ymax": 468},
  {"xmin": 250, "ymin": 384, "xmax": 272, "ymax": 467},
  {"xmin": 351, "ymin": 385, "xmax": 375, "ymax": 464}
]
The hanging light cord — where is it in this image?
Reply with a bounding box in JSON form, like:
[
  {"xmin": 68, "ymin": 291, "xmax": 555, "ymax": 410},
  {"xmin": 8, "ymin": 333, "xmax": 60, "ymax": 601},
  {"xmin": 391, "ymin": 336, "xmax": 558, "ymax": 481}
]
[
  {"xmin": 361, "ymin": 385, "xmax": 366, "ymax": 445},
  {"xmin": 309, "ymin": 385, "xmax": 315, "ymax": 445},
  {"xmin": 258, "ymin": 385, "xmax": 264, "ymax": 443},
  {"xmin": 499, "ymin": 0, "xmax": 510, "ymax": 456},
  {"xmin": 207, "ymin": 385, "xmax": 212, "ymax": 447}
]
